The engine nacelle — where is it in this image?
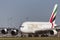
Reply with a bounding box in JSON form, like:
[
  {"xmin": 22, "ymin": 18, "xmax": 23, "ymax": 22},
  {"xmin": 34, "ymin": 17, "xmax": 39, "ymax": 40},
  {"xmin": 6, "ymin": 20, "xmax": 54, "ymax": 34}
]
[
  {"xmin": 50, "ymin": 30, "xmax": 57, "ymax": 35},
  {"xmin": 11, "ymin": 29, "xmax": 18, "ymax": 35},
  {"xmin": 1, "ymin": 28, "xmax": 8, "ymax": 34}
]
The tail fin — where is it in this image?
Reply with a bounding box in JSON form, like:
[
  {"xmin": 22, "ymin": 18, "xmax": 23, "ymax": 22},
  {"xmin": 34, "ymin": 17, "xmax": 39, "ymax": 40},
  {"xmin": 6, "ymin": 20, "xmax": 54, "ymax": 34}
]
[{"xmin": 49, "ymin": 4, "xmax": 58, "ymax": 23}]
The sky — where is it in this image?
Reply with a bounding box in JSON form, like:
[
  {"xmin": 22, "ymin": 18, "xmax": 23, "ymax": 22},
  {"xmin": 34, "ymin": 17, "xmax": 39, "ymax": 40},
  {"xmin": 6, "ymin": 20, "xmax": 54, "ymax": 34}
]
[{"xmin": 0, "ymin": 0, "xmax": 60, "ymax": 28}]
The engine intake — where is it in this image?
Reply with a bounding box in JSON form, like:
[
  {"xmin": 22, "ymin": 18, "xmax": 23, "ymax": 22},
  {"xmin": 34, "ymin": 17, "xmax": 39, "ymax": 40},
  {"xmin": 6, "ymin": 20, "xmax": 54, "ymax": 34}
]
[
  {"xmin": 11, "ymin": 29, "xmax": 18, "ymax": 35},
  {"xmin": 50, "ymin": 30, "xmax": 54, "ymax": 35},
  {"xmin": 1, "ymin": 28, "xmax": 8, "ymax": 34},
  {"xmin": 50, "ymin": 30, "xmax": 57, "ymax": 35}
]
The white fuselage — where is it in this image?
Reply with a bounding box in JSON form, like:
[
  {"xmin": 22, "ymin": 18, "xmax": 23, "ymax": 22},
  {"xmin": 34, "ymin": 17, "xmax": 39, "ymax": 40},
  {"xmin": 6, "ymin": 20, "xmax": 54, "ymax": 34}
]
[{"xmin": 20, "ymin": 22, "xmax": 56, "ymax": 33}]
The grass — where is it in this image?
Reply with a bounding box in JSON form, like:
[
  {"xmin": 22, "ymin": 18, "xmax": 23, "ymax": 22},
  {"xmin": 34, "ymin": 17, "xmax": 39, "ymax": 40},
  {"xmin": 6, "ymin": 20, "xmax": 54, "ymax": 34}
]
[{"xmin": 0, "ymin": 37, "xmax": 59, "ymax": 40}]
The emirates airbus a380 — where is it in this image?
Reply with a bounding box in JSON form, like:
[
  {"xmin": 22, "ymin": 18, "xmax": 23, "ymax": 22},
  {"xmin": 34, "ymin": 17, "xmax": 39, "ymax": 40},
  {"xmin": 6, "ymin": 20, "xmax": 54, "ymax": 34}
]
[{"xmin": 20, "ymin": 4, "xmax": 58, "ymax": 37}]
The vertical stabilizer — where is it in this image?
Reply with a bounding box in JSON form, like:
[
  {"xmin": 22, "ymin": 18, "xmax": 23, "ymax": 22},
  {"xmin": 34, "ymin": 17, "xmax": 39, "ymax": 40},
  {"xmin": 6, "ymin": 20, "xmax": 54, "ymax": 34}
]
[
  {"xmin": 49, "ymin": 4, "xmax": 58, "ymax": 23},
  {"xmin": 49, "ymin": 4, "xmax": 58, "ymax": 28}
]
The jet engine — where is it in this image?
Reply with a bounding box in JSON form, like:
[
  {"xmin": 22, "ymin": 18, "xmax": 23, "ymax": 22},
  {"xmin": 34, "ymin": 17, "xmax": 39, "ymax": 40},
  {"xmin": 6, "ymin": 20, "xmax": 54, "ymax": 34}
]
[
  {"xmin": 11, "ymin": 29, "xmax": 18, "ymax": 35},
  {"xmin": 50, "ymin": 30, "xmax": 57, "ymax": 35},
  {"xmin": 1, "ymin": 28, "xmax": 8, "ymax": 34}
]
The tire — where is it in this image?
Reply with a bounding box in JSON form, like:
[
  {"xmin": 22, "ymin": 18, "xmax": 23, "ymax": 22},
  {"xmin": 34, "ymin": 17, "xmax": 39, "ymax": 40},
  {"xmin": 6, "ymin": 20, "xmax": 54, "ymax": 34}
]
[
  {"xmin": 41, "ymin": 34, "xmax": 48, "ymax": 37},
  {"xmin": 28, "ymin": 34, "xmax": 32, "ymax": 37}
]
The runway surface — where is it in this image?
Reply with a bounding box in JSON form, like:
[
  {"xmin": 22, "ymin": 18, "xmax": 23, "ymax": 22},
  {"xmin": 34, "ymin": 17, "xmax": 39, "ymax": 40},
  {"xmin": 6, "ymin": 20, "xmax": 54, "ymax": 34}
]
[{"xmin": 0, "ymin": 37, "xmax": 60, "ymax": 40}]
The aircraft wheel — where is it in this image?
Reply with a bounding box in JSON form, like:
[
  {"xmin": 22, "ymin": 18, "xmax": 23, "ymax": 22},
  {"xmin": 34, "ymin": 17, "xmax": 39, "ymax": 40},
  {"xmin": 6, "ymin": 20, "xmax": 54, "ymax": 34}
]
[
  {"xmin": 20, "ymin": 34, "xmax": 23, "ymax": 37},
  {"xmin": 34, "ymin": 34, "xmax": 39, "ymax": 37},
  {"xmin": 41, "ymin": 34, "xmax": 48, "ymax": 37},
  {"xmin": 28, "ymin": 34, "xmax": 32, "ymax": 37}
]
